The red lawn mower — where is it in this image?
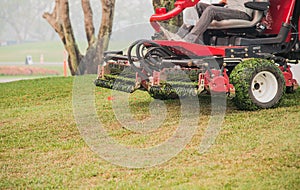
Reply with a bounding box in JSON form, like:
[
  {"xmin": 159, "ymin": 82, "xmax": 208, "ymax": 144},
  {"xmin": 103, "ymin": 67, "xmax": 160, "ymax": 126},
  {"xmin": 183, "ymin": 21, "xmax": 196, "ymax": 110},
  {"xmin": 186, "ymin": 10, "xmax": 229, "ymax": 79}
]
[{"xmin": 95, "ymin": 0, "xmax": 299, "ymax": 110}]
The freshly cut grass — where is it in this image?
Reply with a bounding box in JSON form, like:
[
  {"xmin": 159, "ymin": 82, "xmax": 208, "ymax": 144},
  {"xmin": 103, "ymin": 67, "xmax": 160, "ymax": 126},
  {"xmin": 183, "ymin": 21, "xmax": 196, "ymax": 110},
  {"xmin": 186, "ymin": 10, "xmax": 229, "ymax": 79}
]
[{"xmin": 1, "ymin": 77, "xmax": 299, "ymax": 189}]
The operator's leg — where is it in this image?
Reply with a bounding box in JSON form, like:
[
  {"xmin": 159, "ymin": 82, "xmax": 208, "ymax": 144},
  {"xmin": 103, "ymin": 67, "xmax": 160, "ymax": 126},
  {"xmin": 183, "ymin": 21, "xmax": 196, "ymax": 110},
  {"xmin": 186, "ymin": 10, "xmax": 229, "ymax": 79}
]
[
  {"xmin": 195, "ymin": 2, "xmax": 212, "ymax": 18},
  {"xmin": 176, "ymin": 25, "xmax": 193, "ymax": 38},
  {"xmin": 184, "ymin": 6, "xmax": 251, "ymax": 43},
  {"xmin": 176, "ymin": 3, "xmax": 211, "ymax": 38}
]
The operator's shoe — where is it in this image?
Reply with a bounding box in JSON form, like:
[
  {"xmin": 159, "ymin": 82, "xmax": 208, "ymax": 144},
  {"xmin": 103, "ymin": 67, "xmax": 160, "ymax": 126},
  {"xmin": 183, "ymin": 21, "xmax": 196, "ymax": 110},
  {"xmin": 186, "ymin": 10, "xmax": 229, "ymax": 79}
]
[
  {"xmin": 157, "ymin": 23, "xmax": 204, "ymax": 44},
  {"xmin": 158, "ymin": 24, "xmax": 186, "ymax": 41},
  {"xmin": 183, "ymin": 34, "xmax": 204, "ymax": 44}
]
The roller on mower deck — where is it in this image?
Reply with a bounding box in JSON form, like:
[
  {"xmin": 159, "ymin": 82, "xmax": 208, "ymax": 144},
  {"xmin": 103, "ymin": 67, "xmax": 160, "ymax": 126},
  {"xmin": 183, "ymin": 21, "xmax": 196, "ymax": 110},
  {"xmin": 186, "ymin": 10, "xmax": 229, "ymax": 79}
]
[{"xmin": 95, "ymin": 0, "xmax": 300, "ymax": 110}]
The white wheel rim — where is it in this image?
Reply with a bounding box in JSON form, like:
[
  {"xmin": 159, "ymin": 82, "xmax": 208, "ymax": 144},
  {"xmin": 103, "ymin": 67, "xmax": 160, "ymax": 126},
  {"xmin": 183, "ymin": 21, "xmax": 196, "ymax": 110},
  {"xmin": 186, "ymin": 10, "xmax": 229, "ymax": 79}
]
[{"xmin": 251, "ymin": 71, "xmax": 278, "ymax": 103}]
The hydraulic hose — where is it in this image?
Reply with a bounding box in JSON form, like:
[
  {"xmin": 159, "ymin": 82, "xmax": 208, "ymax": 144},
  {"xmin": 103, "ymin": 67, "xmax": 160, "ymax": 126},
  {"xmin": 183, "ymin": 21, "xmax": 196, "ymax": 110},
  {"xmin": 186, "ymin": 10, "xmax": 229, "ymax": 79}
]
[{"xmin": 127, "ymin": 39, "xmax": 175, "ymax": 79}]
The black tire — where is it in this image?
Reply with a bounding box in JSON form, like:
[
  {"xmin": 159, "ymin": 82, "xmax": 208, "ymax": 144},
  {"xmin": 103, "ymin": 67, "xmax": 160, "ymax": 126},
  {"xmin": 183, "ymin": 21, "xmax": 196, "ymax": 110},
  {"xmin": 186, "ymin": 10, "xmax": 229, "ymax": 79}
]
[{"xmin": 230, "ymin": 59, "xmax": 286, "ymax": 110}]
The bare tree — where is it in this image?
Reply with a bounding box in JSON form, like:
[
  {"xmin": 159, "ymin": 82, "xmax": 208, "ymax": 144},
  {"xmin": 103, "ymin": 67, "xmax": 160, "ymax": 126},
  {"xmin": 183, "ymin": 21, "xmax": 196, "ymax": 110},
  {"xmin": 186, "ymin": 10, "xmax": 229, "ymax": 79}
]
[{"xmin": 43, "ymin": 0, "xmax": 115, "ymax": 75}]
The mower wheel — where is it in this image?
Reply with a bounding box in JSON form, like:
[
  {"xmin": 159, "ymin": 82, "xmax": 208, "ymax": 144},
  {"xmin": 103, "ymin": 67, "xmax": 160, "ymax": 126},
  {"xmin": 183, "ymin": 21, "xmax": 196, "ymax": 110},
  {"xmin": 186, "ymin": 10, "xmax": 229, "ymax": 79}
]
[{"xmin": 230, "ymin": 59, "xmax": 286, "ymax": 110}]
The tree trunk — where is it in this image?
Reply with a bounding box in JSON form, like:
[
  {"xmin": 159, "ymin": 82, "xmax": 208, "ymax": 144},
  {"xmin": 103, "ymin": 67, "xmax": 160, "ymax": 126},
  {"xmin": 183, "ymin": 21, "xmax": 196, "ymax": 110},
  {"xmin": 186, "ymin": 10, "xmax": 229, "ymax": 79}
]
[
  {"xmin": 95, "ymin": 0, "xmax": 115, "ymax": 66},
  {"xmin": 43, "ymin": 0, "xmax": 82, "ymax": 75},
  {"xmin": 60, "ymin": 0, "xmax": 83, "ymax": 75},
  {"xmin": 80, "ymin": 0, "xmax": 115, "ymax": 74},
  {"xmin": 78, "ymin": 0, "xmax": 96, "ymax": 74},
  {"xmin": 81, "ymin": 0, "xmax": 96, "ymax": 47},
  {"xmin": 43, "ymin": 0, "xmax": 115, "ymax": 75}
]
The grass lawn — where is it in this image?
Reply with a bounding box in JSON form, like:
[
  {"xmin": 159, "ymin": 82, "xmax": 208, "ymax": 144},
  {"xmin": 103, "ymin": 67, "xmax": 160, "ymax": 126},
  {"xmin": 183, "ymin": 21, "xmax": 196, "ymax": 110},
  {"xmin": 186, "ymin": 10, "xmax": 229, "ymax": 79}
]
[
  {"xmin": 0, "ymin": 41, "xmax": 133, "ymax": 63},
  {"xmin": 1, "ymin": 76, "xmax": 299, "ymax": 189},
  {"xmin": 0, "ymin": 41, "xmax": 65, "ymax": 63}
]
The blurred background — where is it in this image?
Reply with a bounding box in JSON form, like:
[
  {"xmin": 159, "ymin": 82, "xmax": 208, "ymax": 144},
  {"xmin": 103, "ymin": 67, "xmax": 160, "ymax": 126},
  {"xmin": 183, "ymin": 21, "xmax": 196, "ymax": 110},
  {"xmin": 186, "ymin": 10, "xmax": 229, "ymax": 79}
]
[
  {"xmin": 0, "ymin": 0, "xmax": 154, "ymax": 60},
  {"xmin": 0, "ymin": 0, "xmax": 155, "ymax": 82}
]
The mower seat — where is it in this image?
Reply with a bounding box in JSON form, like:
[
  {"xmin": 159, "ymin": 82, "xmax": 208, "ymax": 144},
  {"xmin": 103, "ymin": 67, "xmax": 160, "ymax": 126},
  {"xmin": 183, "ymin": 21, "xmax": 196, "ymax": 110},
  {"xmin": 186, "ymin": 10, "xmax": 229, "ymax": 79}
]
[{"xmin": 183, "ymin": 0, "xmax": 269, "ymax": 30}]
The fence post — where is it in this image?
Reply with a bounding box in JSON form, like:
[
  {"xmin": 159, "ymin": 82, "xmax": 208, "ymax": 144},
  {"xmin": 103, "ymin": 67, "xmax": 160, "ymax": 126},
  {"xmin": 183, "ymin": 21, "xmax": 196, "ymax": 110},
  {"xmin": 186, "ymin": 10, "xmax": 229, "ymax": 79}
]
[{"xmin": 63, "ymin": 51, "xmax": 67, "ymax": 77}]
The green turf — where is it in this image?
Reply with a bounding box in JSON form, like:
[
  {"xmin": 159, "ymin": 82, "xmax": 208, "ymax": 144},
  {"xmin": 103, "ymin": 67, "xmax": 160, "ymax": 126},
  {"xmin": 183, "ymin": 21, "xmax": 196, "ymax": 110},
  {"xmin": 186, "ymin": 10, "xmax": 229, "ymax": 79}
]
[
  {"xmin": 1, "ymin": 77, "xmax": 299, "ymax": 189},
  {"xmin": 0, "ymin": 41, "xmax": 65, "ymax": 62},
  {"xmin": 0, "ymin": 40, "xmax": 133, "ymax": 63}
]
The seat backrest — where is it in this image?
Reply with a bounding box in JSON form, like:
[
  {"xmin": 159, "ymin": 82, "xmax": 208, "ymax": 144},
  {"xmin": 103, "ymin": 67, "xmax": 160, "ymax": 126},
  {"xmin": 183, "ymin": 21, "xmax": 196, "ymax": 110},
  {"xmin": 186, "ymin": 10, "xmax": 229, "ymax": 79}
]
[
  {"xmin": 264, "ymin": 0, "xmax": 296, "ymax": 35},
  {"xmin": 208, "ymin": 9, "xmax": 263, "ymax": 29}
]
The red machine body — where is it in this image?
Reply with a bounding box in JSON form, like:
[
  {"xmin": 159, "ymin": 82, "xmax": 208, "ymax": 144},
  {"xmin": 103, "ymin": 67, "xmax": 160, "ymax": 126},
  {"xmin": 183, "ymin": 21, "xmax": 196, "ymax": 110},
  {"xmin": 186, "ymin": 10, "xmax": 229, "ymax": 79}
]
[
  {"xmin": 149, "ymin": 0, "xmax": 299, "ymax": 92},
  {"xmin": 150, "ymin": 0, "xmax": 298, "ymax": 53},
  {"xmin": 96, "ymin": 0, "xmax": 299, "ymax": 110}
]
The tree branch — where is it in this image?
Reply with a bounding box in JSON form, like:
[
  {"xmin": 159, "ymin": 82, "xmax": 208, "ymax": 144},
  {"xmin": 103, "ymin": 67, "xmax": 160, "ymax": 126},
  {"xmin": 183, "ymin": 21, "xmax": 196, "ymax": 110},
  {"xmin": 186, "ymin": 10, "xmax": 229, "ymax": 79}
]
[
  {"xmin": 98, "ymin": 0, "xmax": 115, "ymax": 50},
  {"xmin": 43, "ymin": 0, "xmax": 65, "ymax": 44},
  {"xmin": 43, "ymin": 0, "xmax": 82, "ymax": 75},
  {"xmin": 81, "ymin": 0, "xmax": 96, "ymax": 47},
  {"xmin": 60, "ymin": 0, "xmax": 83, "ymax": 75}
]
